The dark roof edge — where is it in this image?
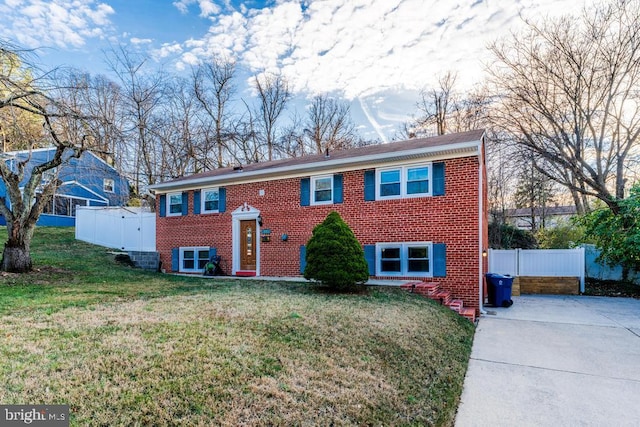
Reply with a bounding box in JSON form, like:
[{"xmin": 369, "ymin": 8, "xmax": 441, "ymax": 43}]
[{"xmin": 150, "ymin": 130, "xmax": 485, "ymax": 193}]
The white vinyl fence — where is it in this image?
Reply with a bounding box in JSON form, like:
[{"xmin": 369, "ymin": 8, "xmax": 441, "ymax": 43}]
[
  {"xmin": 75, "ymin": 206, "xmax": 156, "ymax": 252},
  {"xmin": 488, "ymin": 248, "xmax": 585, "ymax": 292}
]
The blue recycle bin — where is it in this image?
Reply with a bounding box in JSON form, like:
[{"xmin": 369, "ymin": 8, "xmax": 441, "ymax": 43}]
[{"xmin": 485, "ymin": 273, "xmax": 514, "ymax": 307}]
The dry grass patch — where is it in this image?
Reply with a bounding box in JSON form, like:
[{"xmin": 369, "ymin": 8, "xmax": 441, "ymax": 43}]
[
  {"xmin": 0, "ymin": 228, "xmax": 474, "ymax": 426},
  {"xmin": 1, "ymin": 287, "xmax": 473, "ymax": 426}
]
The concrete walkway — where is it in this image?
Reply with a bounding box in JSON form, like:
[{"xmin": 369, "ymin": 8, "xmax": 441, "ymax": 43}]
[{"xmin": 455, "ymin": 295, "xmax": 640, "ymax": 427}]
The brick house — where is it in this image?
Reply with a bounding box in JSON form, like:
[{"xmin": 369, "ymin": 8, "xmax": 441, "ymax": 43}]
[{"xmin": 150, "ymin": 129, "xmax": 488, "ymax": 312}]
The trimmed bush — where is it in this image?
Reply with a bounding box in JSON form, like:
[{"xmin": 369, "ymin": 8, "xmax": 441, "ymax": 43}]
[{"xmin": 304, "ymin": 211, "xmax": 369, "ymax": 290}]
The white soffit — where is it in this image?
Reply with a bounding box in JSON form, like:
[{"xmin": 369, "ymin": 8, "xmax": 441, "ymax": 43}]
[{"xmin": 151, "ymin": 140, "xmax": 482, "ymax": 193}]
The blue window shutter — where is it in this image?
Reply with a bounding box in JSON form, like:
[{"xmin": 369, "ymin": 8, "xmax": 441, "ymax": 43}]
[
  {"xmin": 300, "ymin": 178, "xmax": 310, "ymax": 206},
  {"xmin": 218, "ymin": 188, "xmax": 226, "ymax": 213},
  {"xmin": 159, "ymin": 195, "xmax": 166, "ymax": 217},
  {"xmin": 171, "ymin": 248, "xmax": 179, "ymax": 271},
  {"xmin": 300, "ymin": 245, "xmax": 306, "ymax": 274},
  {"xmin": 208, "ymin": 247, "xmax": 217, "ymax": 259},
  {"xmin": 364, "ymin": 170, "xmax": 375, "ymax": 201},
  {"xmin": 333, "ymin": 174, "xmax": 343, "ymax": 204},
  {"xmin": 194, "ymin": 190, "xmax": 201, "ymax": 215},
  {"xmin": 433, "ymin": 162, "xmax": 445, "ymax": 196},
  {"xmin": 364, "ymin": 245, "xmax": 376, "ymax": 276},
  {"xmin": 181, "ymin": 192, "xmax": 188, "ymax": 216},
  {"xmin": 433, "ymin": 243, "xmax": 446, "ymax": 277}
]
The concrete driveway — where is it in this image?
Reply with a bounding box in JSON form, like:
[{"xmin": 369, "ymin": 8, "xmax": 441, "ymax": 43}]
[{"xmin": 455, "ymin": 295, "xmax": 640, "ymax": 427}]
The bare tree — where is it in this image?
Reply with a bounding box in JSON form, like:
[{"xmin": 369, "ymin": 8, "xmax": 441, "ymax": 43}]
[
  {"xmin": 413, "ymin": 71, "xmax": 458, "ymax": 137},
  {"xmin": 278, "ymin": 113, "xmax": 307, "ymax": 158},
  {"xmin": 450, "ymin": 90, "xmax": 492, "ymax": 134},
  {"xmin": 156, "ymin": 77, "xmax": 201, "ymax": 178},
  {"xmin": 488, "ymin": 0, "xmax": 640, "ymax": 214},
  {"xmin": 82, "ymin": 73, "xmax": 125, "ymax": 168},
  {"xmin": 486, "ymin": 132, "xmax": 514, "ymax": 224},
  {"xmin": 105, "ymin": 46, "xmax": 167, "ymax": 192},
  {"xmin": 0, "ymin": 51, "xmax": 43, "ymax": 152},
  {"xmin": 192, "ymin": 56, "xmax": 236, "ymax": 168},
  {"xmin": 229, "ymin": 113, "xmax": 260, "ymax": 165},
  {"xmin": 0, "ymin": 43, "xmax": 99, "ymax": 272},
  {"xmin": 303, "ymin": 95, "xmax": 360, "ymax": 154},
  {"xmin": 253, "ymin": 73, "xmax": 291, "ymax": 161},
  {"xmin": 407, "ymin": 72, "xmax": 492, "ymax": 139},
  {"xmin": 513, "ymin": 150, "xmax": 558, "ymax": 232}
]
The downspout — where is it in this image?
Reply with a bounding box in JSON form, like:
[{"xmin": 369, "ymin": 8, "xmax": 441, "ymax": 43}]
[{"xmin": 478, "ymin": 137, "xmax": 487, "ymax": 315}]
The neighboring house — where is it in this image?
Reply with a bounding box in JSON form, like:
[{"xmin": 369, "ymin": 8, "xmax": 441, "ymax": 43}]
[
  {"xmin": 0, "ymin": 148, "xmax": 129, "ymax": 226},
  {"xmin": 150, "ymin": 129, "xmax": 488, "ymax": 312},
  {"xmin": 505, "ymin": 205, "xmax": 577, "ymax": 231}
]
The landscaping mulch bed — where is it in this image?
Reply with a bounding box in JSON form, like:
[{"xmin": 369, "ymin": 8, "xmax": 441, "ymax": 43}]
[{"xmin": 584, "ymin": 278, "xmax": 640, "ymax": 299}]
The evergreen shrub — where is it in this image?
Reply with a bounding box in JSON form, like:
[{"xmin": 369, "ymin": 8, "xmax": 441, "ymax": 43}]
[{"xmin": 303, "ymin": 211, "xmax": 369, "ymax": 291}]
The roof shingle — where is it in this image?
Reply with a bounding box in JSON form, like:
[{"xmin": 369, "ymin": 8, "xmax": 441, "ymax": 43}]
[{"xmin": 151, "ymin": 129, "xmax": 485, "ymax": 190}]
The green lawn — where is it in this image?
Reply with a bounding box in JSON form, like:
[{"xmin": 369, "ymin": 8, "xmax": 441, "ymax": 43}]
[{"xmin": 0, "ymin": 227, "xmax": 475, "ymax": 426}]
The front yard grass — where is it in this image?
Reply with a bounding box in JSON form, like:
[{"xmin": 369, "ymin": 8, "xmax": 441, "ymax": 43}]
[{"xmin": 0, "ymin": 228, "xmax": 475, "ymax": 426}]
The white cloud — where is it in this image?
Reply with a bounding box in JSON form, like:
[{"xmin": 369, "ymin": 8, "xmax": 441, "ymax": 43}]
[
  {"xmin": 151, "ymin": 42, "xmax": 184, "ymax": 60},
  {"xmin": 241, "ymin": 3, "xmax": 303, "ymax": 74},
  {"xmin": 0, "ymin": 0, "xmax": 598, "ymax": 140},
  {"xmin": 175, "ymin": 10, "xmax": 248, "ymax": 66},
  {"xmin": 0, "ymin": 0, "xmax": 115, "ymax": 48},
  {"xmin": 173, "ymin": 0, "xmax": 190, "ymax": 14},
  {"xmin": 131, "ymin": 37, "xmax": 153, "ymax": 45},
  {"xmin": 197, "ymin": 0, "xmax": 220, "ymax": 17},
  {"xmin": 178, "ymin": 0, "xmax": 596, "ymax": 100},
  {"xmin": 165, "ymin": 0, "xmax": 598, "ymax": 140},
  {"xmin": 172, "ymin": 0, "xmax": 221, "ymax": 18}
]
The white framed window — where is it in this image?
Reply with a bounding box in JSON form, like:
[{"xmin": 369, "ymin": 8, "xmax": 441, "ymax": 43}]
[
  {"xmin": 167, "ymin": 192, "xmax": 183, "ymax": 216},
  {"xmin": 376, "ymin": 242, "xmax": 432, "ymax": 277},
  {"xmin": 406, "ymin": 165, "xmax": 429, "ymax": 195},
  {"xmin": 40, "ymin": 194, "xmax": 88, "ymax": 217},
  {"xmin": 311, "ymin": 175, "xmax": 333, "ymax": 205},
  {"xmin": 376, "ymin": 163, "xmax": 431, "ymax": 200},
  {"xmin": 103, "ymin": 178, "xmax": 115, "ymax": 193},
  {"xmin": 380, "ymin": 245, "xmax": 402, "ymax": 273},
  {"xmin": 180, "ymin": 247, "xmax": 210, "ymax": 272},
  {"xmin": 379, "ymin": 169, "xmax": 401, "ymax": 198},
  {"xmin": 201, "ymin": 188, "xmax": 220, "ymax": 213}
]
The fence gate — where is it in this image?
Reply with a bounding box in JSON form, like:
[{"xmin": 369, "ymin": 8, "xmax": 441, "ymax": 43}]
[
  {"xmin": 75, "ymin": 206, "xmax": 156, "ymax": 252},
  {"xmin": 488, "ymin": 248, "xmax": 585, "ymax": 293}
]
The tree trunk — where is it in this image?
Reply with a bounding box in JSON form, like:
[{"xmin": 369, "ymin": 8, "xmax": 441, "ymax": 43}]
[
  {"xmin": 1, "ymin": 242, "xmax": 32, "ymax": 273},
  {"xmin": 616, "ymin": 156, "xmax": 626, "ymax": 200},
  {"xmin": 622, "ymin": 265, "xmax": 630, "ymax": 282},
  {"xmin": 2, "ymin": 217, "xmax": 36, "ymax": 273}
]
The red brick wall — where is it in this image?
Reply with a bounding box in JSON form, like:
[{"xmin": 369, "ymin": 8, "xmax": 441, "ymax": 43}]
[{"xmin": 156, "ymin": 156, "xmax": 484, "ymax": 310}]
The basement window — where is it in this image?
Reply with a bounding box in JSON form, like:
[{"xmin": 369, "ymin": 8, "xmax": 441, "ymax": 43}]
[
  {"xmin": 376, "ymin": 242, "xmax": 432, "ymax": 276},
  {"xmin": 180, "ymin": 247, "xmax": 210, "ymax": 272}
]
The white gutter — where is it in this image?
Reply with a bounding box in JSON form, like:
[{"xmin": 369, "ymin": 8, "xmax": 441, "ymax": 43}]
[
  {"xmin": 149, "ymin": 139, "xmax": 482, "ymax": 193},
  {"xmin": 478, "ymin": 136, "xmax": 487, "ymax": 316}
]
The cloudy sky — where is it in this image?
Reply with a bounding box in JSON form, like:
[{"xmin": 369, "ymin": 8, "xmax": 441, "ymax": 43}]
[{"xmin": 0, "ymin": 0, "xmax": 595, "ymax": 141}]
